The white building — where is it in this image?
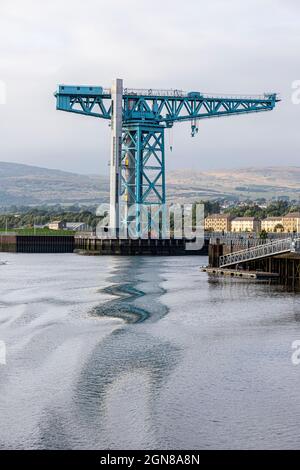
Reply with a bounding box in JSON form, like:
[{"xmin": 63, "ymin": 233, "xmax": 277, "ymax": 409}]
[{"xmin": 65, "ymin": 222, "xmax": 91, "ymax": 232}]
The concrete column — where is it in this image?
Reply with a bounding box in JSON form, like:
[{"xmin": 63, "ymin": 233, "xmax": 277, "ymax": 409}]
[{"xmin": 110, "ymin": 78, "xmax": 123, "ymax": 235}]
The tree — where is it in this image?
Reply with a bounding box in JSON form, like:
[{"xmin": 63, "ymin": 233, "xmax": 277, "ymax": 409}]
[
  {"xmin": 274, "ymin": 223, "xmax": 284, "ymax": 233},
  {"xmin": 259, "ymin": 229, "xmax": 268, "ymax": 240}
]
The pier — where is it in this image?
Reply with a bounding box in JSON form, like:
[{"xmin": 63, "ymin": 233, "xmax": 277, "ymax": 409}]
[
  {"xmin": 208, "ymin": 236, "xmax": 300, "ymax": 287},
  {"xmin": 202, "ymin": 267, "xmax": 279, "ymax": 281}
]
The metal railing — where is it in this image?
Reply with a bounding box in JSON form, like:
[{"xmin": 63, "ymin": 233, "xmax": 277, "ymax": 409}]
[
  {"xmin": 69, "ymin": 87, "xmax": 278, "ymax": 102},
  {"xmin": 219, "ymin": 237, "xmax": 299, "ymax": 268},
  {"xmin": 209, "ymin": 232, "xmax": 297, "ymax": 249},
  {"xmin": 123, "ymin": 88, "xmax": 185, "ymax": 97},
  {"xmin": 122, "ymin": 89, "xmax": 277, "ymax": 100},
  {"xmin": 202, "ymin": 92, "xmax": 278, "ymax": 100}
]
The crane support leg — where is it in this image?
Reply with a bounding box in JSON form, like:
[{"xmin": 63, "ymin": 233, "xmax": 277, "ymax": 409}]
[
  {"xmin": 121, "ymin": 124, "xmax": 165, "ymax": 236},
  {"xmin": 109, "ymin": 78, "xmax": 123, "ymax": 234}
]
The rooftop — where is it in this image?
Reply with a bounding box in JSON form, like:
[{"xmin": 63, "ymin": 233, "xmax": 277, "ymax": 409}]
[
  {"xmin": 206, "ymin": 214, "xmax": 232, "ymax": 219},
  {"xmin": 283, "ymin": 212, "xmax": 300, "ymax": 218},
  {"xmin": 232, "ymin": 217, "xmax": 259, "ymax": 221}
]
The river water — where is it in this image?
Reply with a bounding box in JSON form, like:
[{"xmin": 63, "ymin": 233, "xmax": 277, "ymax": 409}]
[{"xmin": 0, "ymin": 253, "xmax": 300, "ymax": 449}]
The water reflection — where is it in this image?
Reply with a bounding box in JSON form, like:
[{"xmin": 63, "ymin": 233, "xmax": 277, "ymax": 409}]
[
  {"xmin": 38, "ymin": 257, "xmax": 181, "ymax": 449},
  {"xmin": 2, "ymin": 254, "xmax": 300, "ymax": 449}
]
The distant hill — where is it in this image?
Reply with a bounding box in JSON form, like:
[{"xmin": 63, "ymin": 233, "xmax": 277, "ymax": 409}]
[
  {"xmin": 0, "ymin": 161, "xmax": 299, "ymax": 207},
  {"xmin": 0, "ymin": 162, "xmax": 109, "ymax": 206},
  {"xmin": 167, "ymin": 166, "xmax": 300, "ymax": 202}
]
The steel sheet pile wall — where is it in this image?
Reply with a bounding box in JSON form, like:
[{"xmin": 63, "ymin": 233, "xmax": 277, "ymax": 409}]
[
  {"xmin": 75, "ymin": 237, "xmax": 208, "ymax": 256},
  {"xmin": 16, "ymin": 236, "xmax": 74, "ymax": 253}
]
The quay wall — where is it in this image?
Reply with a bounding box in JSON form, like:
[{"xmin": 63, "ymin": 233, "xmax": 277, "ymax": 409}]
[
  {"xmin": 0, "ymin": 235, "xmax": 74, "ymax": 253},
  {"xmin": 0, "ymin": 234, "xmax": 208, "ymax": 255},
  {"xmin": 245, "ymin": 254, "xmax": 300, "ymax": 288},
  {"xmin": 0, "ymin": 234, "xmax": 17, "ymax": 253},
  {"xmin": 16, "ymin": 235, "xmax": 75, "ymax": 253},
  {"xmin": 74, "ymin": 237, "xmax": 209, "ymax": 256}
]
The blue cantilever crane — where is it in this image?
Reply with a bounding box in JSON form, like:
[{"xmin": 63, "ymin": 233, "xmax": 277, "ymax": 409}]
[{"xmin": 54, "ymin": 79, "xmax": 279, "ymax": 234}]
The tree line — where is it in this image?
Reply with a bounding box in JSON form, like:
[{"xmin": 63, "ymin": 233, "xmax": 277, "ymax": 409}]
[
  {"xmin": 202, "ymin": 200, "xmax": 300, "ymax": 218},
  {"xmin": 0, "ymin": 200, "xmax": 299, "ymax": 231},
  {"xmin": 0, "ymin": 205, "xmax": 100, "ymax": 230}
]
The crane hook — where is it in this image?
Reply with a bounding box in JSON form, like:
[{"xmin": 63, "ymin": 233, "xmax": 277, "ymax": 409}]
[
  {"xmin": 191, "ymin": 124, "xmax": 199, "ymax": 137},
  {"xmin": 191, "ymin": 119, "xmax": 199, "ymax": 137},
  {"xmin": 168, "ymin": 127, "xmax": 174, "ymax": 151}
]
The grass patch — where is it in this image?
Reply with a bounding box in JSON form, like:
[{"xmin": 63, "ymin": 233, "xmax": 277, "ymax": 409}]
[{"xmin": 0, "ymin": 228, "xmax": 75, "ymax": 236}]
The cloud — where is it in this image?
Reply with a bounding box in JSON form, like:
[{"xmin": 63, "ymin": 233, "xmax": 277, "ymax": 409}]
[{"xmin": 0, "ymin": 0, "xmax": 299, "ymax": 174}]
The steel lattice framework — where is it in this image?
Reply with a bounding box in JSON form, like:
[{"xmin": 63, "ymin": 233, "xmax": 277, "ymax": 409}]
[
  {"xmin": 55, "ymin": 86, "xmax": 278, "ymax": 122},
  {"xmin": 121, "ymin": 124, "xmax": 165, "ymax": 205},
  {"xmin": 54, "ymin": 80, "xmax": 279, "ymax": 235}
]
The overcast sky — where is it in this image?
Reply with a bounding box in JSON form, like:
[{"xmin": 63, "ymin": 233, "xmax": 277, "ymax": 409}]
[{"xmin": 0, "ymin": 0, "xmax": 299, "ymax": 175}]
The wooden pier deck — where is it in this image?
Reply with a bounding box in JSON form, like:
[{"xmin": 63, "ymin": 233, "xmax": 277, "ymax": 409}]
[{"xmin": 201, "ymin": 267, "xmax": 279, "ymax": 280}]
